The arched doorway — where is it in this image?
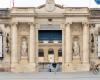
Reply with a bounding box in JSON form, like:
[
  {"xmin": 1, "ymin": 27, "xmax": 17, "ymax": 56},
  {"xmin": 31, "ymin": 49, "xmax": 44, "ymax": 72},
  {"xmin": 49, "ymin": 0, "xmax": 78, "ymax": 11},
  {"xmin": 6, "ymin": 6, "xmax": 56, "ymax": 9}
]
[{"xmin": 48, "ymin": 48, "xmax": 54, "ymax": 63}]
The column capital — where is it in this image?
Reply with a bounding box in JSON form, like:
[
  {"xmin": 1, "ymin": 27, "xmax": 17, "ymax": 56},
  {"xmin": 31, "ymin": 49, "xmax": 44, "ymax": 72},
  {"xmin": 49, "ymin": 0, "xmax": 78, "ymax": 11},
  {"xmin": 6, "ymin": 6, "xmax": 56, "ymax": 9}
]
[
  {"xmin": 89, "ymin": 24, "xmax": 95, "ymax": 28},
  {"xmin": 5, "ymin": 24, "xmax": 11, "ymax": 27},
  {"xmin": 65, "ymin": 22, "xmax": 72, "ymax": 26},
  {"xmin": 82, "ymin": 22, "xmax": 89, "ymax": 26},
  {"xmin": 28, "ymin": 22, "xmax": 35, "ymax": 26},
  {"xmin": 11, "ymin": 22, "xmax": 18, "ymax": 26}
]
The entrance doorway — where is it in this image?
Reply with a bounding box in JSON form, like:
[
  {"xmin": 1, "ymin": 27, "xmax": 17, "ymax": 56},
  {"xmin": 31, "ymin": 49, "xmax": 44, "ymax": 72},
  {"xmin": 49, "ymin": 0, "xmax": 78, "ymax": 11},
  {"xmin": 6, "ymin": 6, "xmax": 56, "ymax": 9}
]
[
  {"xmin": 38, "ymin": 30, "xmax": 62, "ymax": 72},
  {"xmin": 48, "ymin": 48, "xmax": 54, "ymax": 63}
]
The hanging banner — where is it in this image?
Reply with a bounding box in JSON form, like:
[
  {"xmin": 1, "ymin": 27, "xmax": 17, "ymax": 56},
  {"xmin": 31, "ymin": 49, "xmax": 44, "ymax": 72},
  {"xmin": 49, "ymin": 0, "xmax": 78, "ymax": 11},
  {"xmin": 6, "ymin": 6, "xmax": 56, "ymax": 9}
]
[
  {"xmin": 98, "ymin": 36, "xmax": 100, "ymax": 57},
  {"xmin": 0, "ymin": 34, "xmax": 3, "ymax": 57}
]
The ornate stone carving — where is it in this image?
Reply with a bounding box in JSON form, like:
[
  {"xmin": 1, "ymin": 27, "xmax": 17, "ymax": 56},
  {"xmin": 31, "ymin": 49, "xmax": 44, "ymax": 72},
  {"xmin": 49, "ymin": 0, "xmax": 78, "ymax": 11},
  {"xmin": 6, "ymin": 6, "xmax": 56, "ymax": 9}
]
[
  {"xmin": 82, "ymin": 22, "xmax": 89, "ymax": 27},
  {"xmin": 18, "ymin": 23, "xmax": 30, "ymax": 35},
  {"xmin": 5, "ymin": 24, "xmax": 11, "ymax": 54},
  {"xmin": 45, "ymin": 0, "xmax": 55, "ymax": 12},
  {"xmin": 21, "ymin": 37, "xmax": 28, "ymax": 57},
  {"xmin": 6, "ymin": 33, "xmax": 10, "ymax": 53},
  {"xmin": 72, "ymin": 37, "xmax": 80, "ymax": 57},
  {"xmin": 90, "ymin": 24, "xmax": 95, "ymax": 53}
]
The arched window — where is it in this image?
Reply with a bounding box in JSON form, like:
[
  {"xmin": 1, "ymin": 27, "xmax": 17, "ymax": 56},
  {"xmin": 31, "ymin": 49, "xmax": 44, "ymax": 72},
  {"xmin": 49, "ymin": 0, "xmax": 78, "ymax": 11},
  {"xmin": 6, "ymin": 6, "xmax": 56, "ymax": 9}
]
[
  {"xmin": 58, "ymin": 48, "xmax": 62, "ymax": 57},
  {"xmin": 38, "ymin": 49, "xmax": 44, "ymax": 57},
  {"xmin": 48, "ymin": 48, "xmax": 54, "ymax": 54}
]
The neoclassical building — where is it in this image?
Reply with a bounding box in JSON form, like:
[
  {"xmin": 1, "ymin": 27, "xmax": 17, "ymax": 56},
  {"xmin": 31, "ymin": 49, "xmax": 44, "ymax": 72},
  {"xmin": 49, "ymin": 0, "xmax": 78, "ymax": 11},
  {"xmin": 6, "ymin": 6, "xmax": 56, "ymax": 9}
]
[{"xmin": 0, "ymin": 0, "xmax": 100, "ymax": 72}]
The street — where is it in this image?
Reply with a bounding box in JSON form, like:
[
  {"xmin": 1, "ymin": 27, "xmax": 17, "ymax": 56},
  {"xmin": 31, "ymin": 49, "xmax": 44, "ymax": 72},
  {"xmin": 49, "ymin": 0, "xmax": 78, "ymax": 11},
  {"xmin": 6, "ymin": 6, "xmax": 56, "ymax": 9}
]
[{"xmin": 0, "ymin": 71, "xmax": 100, "ymax": 80}]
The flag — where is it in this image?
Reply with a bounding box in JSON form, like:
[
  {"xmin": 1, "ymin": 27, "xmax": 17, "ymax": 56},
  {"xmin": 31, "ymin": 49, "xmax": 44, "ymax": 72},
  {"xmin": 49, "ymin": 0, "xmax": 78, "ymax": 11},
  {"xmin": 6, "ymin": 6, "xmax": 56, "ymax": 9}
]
[
  {"xmin": 95, "ymin": 0, "xmax": 100, "ymax": 4},
  {"xmin": 89, "ymin": 0, "xmax": 100, "ymax": 8}
]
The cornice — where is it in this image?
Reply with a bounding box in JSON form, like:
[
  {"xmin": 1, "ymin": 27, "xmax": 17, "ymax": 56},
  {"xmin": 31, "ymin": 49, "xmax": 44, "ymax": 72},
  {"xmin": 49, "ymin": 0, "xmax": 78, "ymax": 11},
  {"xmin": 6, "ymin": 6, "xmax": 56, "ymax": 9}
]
[
  {"xmin": 64, "ymin": 13, "xmax": 90, "ymax": 16},
  {"xmin": 10, "ymin": 13, "xmax": 35, "ymax": 17},
  {"xmin": 35, "ymin": 13, "xmax": 64, "ymax": 18}
]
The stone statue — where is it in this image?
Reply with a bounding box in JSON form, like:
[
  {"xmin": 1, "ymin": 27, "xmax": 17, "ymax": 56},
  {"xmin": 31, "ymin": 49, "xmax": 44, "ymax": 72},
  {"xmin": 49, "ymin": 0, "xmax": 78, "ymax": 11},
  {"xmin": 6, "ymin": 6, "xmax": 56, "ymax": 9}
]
[
  {"xmin": 21, "ymin": 37, "xmax": 28, "ymax": 57},
  {"xmin": 46, "ymin": 0, "xmax": 55, "ymax": 12},
  {"xmin": 46, "ymin": 0, "xmax": 55, "ymax": 4},
  {"xmin": 73, "ymin": 39, "xmax": 80, "ymax": 56}
]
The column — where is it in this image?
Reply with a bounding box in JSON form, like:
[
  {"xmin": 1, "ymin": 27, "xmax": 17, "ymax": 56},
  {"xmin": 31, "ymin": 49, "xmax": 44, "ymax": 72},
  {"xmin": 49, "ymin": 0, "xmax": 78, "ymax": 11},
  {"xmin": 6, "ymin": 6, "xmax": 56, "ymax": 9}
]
[
  {"xmin": 44, "ymin": 48, "xmax": 48, "ymax": 62},
  {"xmin": 29, "ymin": 23, "xmax": 35, "ymax": 63},
  {"xmin": 65, "ymin": 23, "xmax": 72, "ymax": 63},
  {"xmin": 54, "ymin": 48, "xmax": 58, "ymax": 63},
  {"xmin": 11, "ymin": 23, "xmax": 18, "ymax": 68},
  {"xmin": 83, "ymin": 23, "xmax": 89, "ymax": 63}
]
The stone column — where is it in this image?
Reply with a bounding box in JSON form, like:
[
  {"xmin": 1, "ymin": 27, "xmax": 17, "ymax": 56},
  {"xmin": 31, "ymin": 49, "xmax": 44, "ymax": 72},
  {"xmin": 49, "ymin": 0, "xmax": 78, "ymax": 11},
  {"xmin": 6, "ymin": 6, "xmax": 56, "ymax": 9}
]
[
  {"xmin": 83, "ymin": 23, "xmax": 89, "ymax": 63},
  {"xmin": 44, "ymin": 48, "xmax": 48, "ymax": 62},
  {"xmin": 29, "ymin": 23, "xmax": 36, "ymax": 72},
  {"xmin": 29, "ymin": 23, "xmax": 35, "ymax": 63},
  {"xmin": 65, "ymin": 23, "xmax": 72, "ymax": 63},
  {"xmin": 54, "ymin": 48, "xmax": 58, "ymax": 63},
  {"xmin": 11, "ymin": 23, "xmax": 18, "ymax": 72},
  {"xmin": 61, "ymin": 24, "xmax": 65, "ymax": 72}
]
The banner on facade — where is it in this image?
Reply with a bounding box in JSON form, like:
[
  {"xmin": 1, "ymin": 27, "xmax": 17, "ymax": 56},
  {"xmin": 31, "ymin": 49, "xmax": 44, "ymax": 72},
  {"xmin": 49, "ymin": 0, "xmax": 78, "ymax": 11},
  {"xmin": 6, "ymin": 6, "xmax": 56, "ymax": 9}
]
[
  {"xmin": 0, "ymin": 34, "xmax": 3, "ymax": 57},
  {"xmin": 98, "ymin": 36, "xmax": 100, "ymax": 57},
  {"xmin": 40, "ymin": 24, "xmax": 60, "ymax": 30}
]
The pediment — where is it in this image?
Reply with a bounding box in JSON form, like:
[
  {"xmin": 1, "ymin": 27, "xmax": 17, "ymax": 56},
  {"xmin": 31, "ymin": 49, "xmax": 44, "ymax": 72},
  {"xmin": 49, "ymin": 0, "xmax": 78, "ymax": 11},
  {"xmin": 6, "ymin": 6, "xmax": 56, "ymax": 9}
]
[
  {"xmin": 37, "ymin": 4, "xmax": 63, "ymax": 9},
  {"xmin": 36, "ymin": 4, "xmax": 64, "ymax": 14}
]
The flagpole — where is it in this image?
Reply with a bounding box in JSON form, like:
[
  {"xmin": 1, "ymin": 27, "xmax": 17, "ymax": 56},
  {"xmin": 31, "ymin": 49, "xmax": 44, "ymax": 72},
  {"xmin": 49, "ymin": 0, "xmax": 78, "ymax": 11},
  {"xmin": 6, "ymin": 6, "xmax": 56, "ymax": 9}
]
[{"xmin": 13, "ymin": 0, "xmax": 15, "ymax": 7}]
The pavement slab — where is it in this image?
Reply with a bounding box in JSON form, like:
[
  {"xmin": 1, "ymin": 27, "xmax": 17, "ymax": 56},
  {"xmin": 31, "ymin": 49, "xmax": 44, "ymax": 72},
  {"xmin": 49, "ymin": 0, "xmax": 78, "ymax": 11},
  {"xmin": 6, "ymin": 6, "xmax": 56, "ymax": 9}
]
[{"xmin": 0, "ymin": 72, "xmax": 99, "ymax": 80}]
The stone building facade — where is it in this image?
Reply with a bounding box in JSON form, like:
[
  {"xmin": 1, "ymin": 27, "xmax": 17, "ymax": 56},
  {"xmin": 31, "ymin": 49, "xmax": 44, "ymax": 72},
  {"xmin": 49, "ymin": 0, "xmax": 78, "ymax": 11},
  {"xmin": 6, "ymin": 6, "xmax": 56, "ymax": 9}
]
[{"xmin": 0, "ymin": 0, "xmax": 100, "ymax": 72}]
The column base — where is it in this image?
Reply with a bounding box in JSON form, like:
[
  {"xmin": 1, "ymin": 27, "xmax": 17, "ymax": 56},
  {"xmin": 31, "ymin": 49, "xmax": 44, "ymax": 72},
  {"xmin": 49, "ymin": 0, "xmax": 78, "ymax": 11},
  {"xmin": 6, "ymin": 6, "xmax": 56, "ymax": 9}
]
[
  {"xmin": 62, "ymin": 62, "xmax": 72, "ymax": 72},
  {"xmin": 29, "ymin": 63, "xmax": 36, "ymax": 72},
  {"xmin": 82, "ymin": 62, "xmax": 90, "ymax": 71},
  {"xmin": 11, "ymin": 63, "xmax": 18, "ymax": 72},
  {"xmin": 11, "ymin": 63, "xmax": 36, "ymax": 73},
  {"xmin": 62, "ymin": 62, "xmax": 90, "ymax": 72}
]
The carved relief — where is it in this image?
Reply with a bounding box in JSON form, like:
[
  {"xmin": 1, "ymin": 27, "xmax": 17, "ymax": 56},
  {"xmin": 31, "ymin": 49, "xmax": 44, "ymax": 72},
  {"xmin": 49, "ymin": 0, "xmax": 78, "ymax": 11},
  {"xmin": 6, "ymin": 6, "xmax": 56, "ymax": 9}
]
[
  {"xmin": 72, "ymin": 37, "xmax": 80, "ymax": 57},
  {"xmin": 45, "ymin": 0, "xmax": 55, "ymax": 12},
  {"xmin": 71, "ymin": 23, "xmax": 82, "ymax": 60},
  {"xmin": 90, "ymin": 24, "xmax": 95, "ymax": 53},
  {"xmin": 21, "ymin": 37, "xmax": 28, "ymax": 58},
  {"xmin": 17, "ymin": 23, "xmax": 30, "ymax": 62},
  {"xmin": 71, "ymin": 23, "xmax": 82, "ymax": 36},
  {"xmin": 5, "ymin": 25, "xmax": 11, "ymax": 54},
  {"xmin": 18, "ymin": 23, "xmax": 30, "ymax": 36}
]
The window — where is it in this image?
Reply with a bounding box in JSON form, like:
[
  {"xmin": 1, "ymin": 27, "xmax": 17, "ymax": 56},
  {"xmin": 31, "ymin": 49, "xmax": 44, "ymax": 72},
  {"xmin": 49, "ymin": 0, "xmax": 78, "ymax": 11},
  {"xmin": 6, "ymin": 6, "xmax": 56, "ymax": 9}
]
[
  {"xmin": 48, "ymin": 48, "xmax": 54, "ymax": 54},
  {"xmin": 38, "ymin": 49, "xmax": 44, "ymax": 57},
  {"xmin": 38, "ymin": 30, "xmax": 62, "ymax": 41},
  {"xmin": 58, "ymin": 48, "xmax": 62, "ymax": 57}
]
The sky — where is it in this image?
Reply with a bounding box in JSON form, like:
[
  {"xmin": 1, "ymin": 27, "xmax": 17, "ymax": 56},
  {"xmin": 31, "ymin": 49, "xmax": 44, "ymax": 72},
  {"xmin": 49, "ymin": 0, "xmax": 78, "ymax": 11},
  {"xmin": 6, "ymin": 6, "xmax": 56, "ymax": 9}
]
[{"xmin": 0, "ymin": 0, "xmax": 100, "ymax": 8}]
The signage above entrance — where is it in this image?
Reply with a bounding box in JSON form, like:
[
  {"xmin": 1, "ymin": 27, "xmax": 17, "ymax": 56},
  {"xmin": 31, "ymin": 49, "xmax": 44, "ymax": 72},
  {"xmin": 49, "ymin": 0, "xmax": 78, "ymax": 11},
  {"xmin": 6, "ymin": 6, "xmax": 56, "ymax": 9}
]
[{"xmin": 40, "ymin": 24, "xmax": 60, "ymax": 30}]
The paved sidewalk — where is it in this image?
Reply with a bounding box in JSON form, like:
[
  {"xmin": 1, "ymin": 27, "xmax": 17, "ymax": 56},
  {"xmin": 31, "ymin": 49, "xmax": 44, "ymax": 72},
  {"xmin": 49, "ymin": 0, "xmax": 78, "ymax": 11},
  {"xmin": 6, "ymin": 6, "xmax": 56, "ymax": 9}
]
[{"xmin": 0, "ymin": 72, "xmax": 100, "ymax": 80}]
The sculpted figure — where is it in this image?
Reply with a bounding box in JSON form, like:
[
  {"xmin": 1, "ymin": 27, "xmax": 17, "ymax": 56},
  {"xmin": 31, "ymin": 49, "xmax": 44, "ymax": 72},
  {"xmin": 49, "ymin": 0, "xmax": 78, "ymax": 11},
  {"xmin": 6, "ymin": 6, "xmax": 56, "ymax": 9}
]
[
  {"xmin": 21, "ymin": 37, "xmax": 28, "ymax": 57},
  {"xmin": 73, "ymin": 39, "xmax": 80, "ymax": 56},
  {"xmin": 47, "ymin": 0, "xmax": 54, "ymax": 4}
]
